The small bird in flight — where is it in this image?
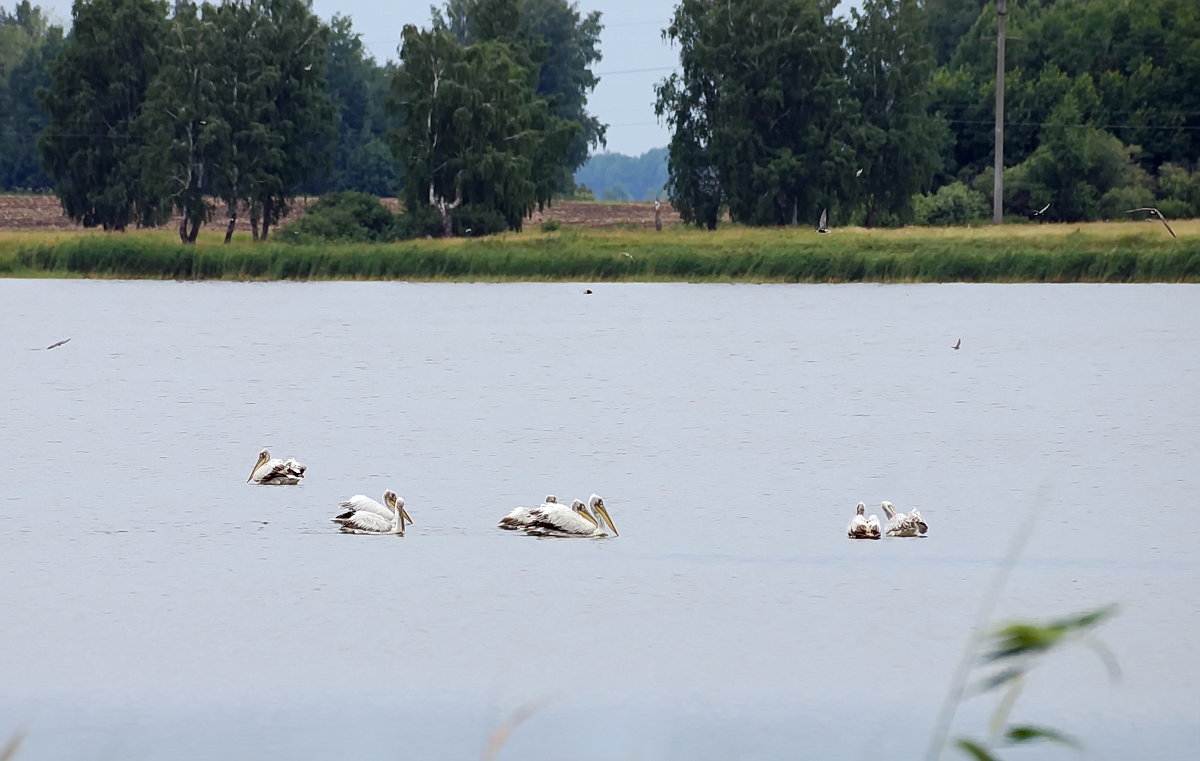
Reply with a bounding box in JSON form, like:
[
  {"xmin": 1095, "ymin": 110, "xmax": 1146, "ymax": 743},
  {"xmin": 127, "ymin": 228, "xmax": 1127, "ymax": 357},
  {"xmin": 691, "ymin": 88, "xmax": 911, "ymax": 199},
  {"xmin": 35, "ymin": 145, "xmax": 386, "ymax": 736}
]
[
  {"xmin": 45, "ymin": 338, "xmax": 71, "ymax": 350},
  {"xmin": 1125, "ymin": 207, "xmax": 1177, "ymax": 239},
  {"xmin": 816, "ymin": 208, "xmax": 830, "ymax": 234},
  {"xmin": 855, "ymin": 168, "xmax": 863, "ymax": 178},
  {"xmin": 1032, "ymin": 202, "xmax": 1050, "ymax": 217},
  {"xmin": 952, "ymin": 338, "xmax": 961, "ymax": 350},
  {"xmin": 621, "ymin": 251, "xmax": 635, "ymax": 260}
]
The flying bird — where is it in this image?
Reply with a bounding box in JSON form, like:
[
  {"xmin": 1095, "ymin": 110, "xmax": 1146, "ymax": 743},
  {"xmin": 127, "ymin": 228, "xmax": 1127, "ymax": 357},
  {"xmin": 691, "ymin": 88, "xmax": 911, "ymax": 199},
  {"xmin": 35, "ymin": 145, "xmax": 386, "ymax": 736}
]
[
  {"xmin": 855, "ymin": 168, "xmax": 863, "ymax": 178},
  {"xmin": 1125, "ymin": 207, "xmax": 1177, "ymax": 239},
  {"xmin": 246, "ymin": 448, "xmax": 306, "ymax": 485},
  {"xmin": 44, "ymin": 338, "xmax": 71, "ymax": 350},
  {"xmin": 331, "ymin": 490, "xmax": 412, "ymax": 535},
  {"xmin": 1032, "ymin": 202, "xmax": 1050, "ymax": 217},
  {"xmin": 952, "ymin": 338, "xmax": 961, "ymax": 350},
  {"xmin": 621, "ymin": 251, "xmax": 635, "ymax": 261},
  {"xmin": 846, "ymin": 501, "xmax": 881, "ymax": 540},
  {"xmin": 880, "ymin": 501, "xmax": 928, "ymax": 537},
  {"xmin": 816, "ymin": 208, "xmax": 830, "ymax": 234}
]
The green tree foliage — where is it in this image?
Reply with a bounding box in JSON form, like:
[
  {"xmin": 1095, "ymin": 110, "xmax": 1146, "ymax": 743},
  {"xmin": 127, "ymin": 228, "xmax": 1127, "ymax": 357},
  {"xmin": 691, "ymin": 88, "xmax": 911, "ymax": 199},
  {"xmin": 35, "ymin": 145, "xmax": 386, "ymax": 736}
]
[
  {"xmin": 924, "ymin": 0, "xmax": 988, "ymax": 66},
  {"xmin": 0, "ymin": 1, "xmax": 62, "ymax": 190},
  {"xmin": 573, "ymin": 147, "xmax": 668, "ymax": 202},
  {"xmin": 433, "ymin": 0, "xmax": 600, "ymax": 195},
  {"xmin": 38, "ymin": 0, "xmax": 170, "ymax": 230},
  {"xmin": 307, "ymin": 14, "xmax": 401, "ymax": 196},
  {"xmin": 196, "ymin": 0, "xmax": 333, "ymax": 241},
  {"xmin": 847, "ymin": 0, "xmax": 946, "ymax": 225},
  {"xmin": 655, "ymin": 0, "xmax": 859, "ymax": 228},
  {"xmin": 136, "ymin": 1, "xmax": 220, "ymax": 242},
  {"xmin": 392, "ymin": 5, "xmax": 577, "ymax": 234},
  {"xmin": 933, "ymin": 0, "xmax": 1200, "ymax": 184}
]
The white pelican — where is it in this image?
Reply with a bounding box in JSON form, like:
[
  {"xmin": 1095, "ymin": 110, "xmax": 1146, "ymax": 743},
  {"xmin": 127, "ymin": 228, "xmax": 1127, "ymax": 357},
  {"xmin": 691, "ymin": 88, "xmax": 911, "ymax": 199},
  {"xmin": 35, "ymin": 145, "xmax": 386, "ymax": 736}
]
[
  {"xmin": 1032, "ymin": 202, "xmax": 1050, "ymax": 218},
  {"xmin": 816, "ymin": 208, "xmax": 830, "ymax": 234},
  {"xmin": 881, "ymin": 501, "xmax": 928, "ymax": 537},
  {"xmin": 847, "ymin": 501, "xmax": 881, "ymax": 540},
  {"xmin": 525, "ymin": 494, "xmax": 619, "ymax": 537},
  {"xmin": 247, "ymin": 448, "xmax": 306, "ymax": 485},
  {"xmin": 331, "ymin": 490, "xmax": 413, "ymax": 535},
  {"xmin": 498, "ymin": 495, "xmax": 560, "ymax": 530}
]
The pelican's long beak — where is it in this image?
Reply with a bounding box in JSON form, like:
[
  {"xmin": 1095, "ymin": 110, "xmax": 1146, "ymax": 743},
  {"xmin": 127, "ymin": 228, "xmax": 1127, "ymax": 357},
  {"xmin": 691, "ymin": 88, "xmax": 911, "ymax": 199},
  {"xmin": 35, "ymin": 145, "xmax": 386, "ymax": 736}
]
[
  {"xmin": 401, "ymin": 507, "xmax": 414, "ymax": 526},
  {"xmin": 595, "ymin": 504, "xmax": 619, "ymax": 536},
  {"xmin": 577, "ymin": 509, "xmax": 598, "ymax": 528},
  {"xmin": 247, "ymin": 453, "xmax": 268, "ymax": 482}
]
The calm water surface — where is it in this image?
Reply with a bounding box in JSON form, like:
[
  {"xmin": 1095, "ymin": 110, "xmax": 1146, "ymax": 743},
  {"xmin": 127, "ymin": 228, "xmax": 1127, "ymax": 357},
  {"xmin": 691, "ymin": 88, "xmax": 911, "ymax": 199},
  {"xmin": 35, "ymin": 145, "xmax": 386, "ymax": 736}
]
[{"xmin": 1, "ymin": 281, "xmax": 1197, "ymax": 760}]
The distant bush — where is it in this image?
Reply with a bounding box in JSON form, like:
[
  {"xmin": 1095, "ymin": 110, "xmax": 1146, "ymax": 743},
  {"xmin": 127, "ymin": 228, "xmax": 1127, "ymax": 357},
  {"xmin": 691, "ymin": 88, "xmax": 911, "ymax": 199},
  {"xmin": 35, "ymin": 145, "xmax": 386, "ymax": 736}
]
[
  {"xmin": 914, "ymin": 182, "xmax": 989, "ymax": 226},
  {"xmin": 540, "ymin": 217, "xmax": 562, "ymax": 232},
  {"xmin": 389, "ymin": 204, "xmax": 443, "ymax": 240},
  {"xmin": 280, "ymin": 192, "xmax": 395, "ymax": 243},
  {"xmin": 452, "ymin": 204, "xmax": 508, "ymax": 237}
]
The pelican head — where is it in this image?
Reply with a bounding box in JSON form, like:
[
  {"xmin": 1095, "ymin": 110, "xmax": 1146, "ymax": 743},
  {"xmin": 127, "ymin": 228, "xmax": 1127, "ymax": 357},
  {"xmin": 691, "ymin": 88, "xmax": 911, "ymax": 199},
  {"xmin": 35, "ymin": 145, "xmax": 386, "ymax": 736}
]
[
  {"xmin": 570, "ymin": 499, "xmax": 596, "ymax": 527},
  {"xmin": 588, "ymin": 494, "xmax": 619, "ymax": 536},
  {"xmin": 384, "ymin": 490, "xmax": 414, "ymax": 529},
  {"xmin": 544, "ymin": 495, "xmax": 558, "ymax": 504},
  {"xmin": 247, "ymin": 448, "xmax": 271, "ymax": 482},
  {"xmin": 855, "ymin": 501, "xmax": 866, "ymax": 516},
  {"xmin": 880, "ymin": 500, "xmax": 896, "ymax": 519}
]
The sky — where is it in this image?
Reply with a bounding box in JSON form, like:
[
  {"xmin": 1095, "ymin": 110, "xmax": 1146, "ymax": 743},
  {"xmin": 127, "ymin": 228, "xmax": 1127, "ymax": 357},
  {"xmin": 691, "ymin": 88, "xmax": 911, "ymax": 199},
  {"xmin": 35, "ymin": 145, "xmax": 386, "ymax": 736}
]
[{"xmin": 33, "ymin": 1, "xmax": 859, "ymax": 158}]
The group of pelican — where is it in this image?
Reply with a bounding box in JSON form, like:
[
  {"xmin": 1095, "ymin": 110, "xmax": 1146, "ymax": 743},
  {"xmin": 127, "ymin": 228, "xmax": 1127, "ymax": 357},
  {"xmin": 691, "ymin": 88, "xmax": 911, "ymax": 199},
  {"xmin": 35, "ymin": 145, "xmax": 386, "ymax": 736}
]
[
  {"xmin": 847, "ymin": 501, "xmax": 929, "ymax": 540},
  {"xmin": 246, "ymin": 449, "xmax": 617, "ymax": 538},
  {"xmin": 498, "ymin": 494, "xmax": 619, "ymax": 537}
]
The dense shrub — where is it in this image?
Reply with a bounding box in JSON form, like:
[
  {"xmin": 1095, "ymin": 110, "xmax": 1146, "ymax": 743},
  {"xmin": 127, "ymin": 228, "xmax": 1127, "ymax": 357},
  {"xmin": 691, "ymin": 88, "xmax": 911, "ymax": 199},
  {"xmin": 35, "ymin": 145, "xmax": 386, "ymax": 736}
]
[
  {"xmin": 913, "ymin": 182, "xmax": 989, "ymax": 225},
  {"xmin": 280, "ymin": 192, "xmax": 395, "ymax": 243}
]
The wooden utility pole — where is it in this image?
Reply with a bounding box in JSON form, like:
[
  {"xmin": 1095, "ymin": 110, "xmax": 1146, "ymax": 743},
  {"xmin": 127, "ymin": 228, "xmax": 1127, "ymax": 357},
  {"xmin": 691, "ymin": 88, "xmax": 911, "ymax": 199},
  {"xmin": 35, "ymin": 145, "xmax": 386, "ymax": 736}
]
[{"xmin": 993, "ymin": 0, "xmax": 1007, "ymax": 224}]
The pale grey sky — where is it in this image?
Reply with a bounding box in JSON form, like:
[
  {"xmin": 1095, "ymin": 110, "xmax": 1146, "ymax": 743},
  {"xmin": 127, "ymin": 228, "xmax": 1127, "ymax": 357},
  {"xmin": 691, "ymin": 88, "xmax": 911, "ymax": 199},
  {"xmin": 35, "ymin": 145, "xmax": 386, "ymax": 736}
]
[{"xmin": 35, "ymin": 1, "xmax": 859, "ymax": 158}]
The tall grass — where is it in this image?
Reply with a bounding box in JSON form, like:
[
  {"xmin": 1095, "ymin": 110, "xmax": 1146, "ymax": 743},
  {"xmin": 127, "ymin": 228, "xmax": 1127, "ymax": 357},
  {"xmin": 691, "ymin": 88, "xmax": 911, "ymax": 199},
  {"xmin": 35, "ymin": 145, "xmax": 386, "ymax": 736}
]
[{"xmin": 2, "ymin": 222, "xmax": 1198, "ymax": 282}]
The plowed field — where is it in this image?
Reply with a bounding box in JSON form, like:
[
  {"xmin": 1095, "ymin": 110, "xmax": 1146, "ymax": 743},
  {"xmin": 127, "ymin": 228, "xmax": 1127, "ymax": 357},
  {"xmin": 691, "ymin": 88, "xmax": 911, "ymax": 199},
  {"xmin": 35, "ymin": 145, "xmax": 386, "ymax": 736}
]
[{"xmin": 0, "ymin": 194, "xmax": 679, "ymax": 232}]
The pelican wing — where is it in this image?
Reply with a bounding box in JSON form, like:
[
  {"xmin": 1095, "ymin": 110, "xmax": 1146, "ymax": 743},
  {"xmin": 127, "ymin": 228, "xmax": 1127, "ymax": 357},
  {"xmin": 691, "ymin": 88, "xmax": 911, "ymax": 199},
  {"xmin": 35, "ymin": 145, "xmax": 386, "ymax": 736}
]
[
  {"xmin": 523, "ymin": 504, "xmax": 596, "ymax": 536},
  {"xmin": 339, "ymin": 494, "xmax": 392, "ymax": 520},
  {"xmin": 332, "ymin": 510, "xmax": 393, "ymax": 534}
]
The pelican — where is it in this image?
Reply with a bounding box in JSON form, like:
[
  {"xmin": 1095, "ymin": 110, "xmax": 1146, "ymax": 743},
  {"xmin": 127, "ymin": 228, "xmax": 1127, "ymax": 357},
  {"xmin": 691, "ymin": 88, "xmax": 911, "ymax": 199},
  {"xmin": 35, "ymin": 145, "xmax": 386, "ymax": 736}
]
[
  {"xmin": 847, "ymin": 501, "xmax": 881, "ymax": 540},
  {"xmin": 331, "ymin": 490, "xmax": 413, "ymax": 535},
  {"xmin": 1032, "ymin": 202, "xmax": 1050, "ymax": 217},
  {"xmin": 1125, "ymin": 207, "xmax": 1177, "ymax": 239},
  {"xmin": 880, "ymin": 501, "xmax": 928, "ymax": 537},
  {"xmin": 525, "ymin": 494, "xmax": 618, "ymax": 537},
  {"xmin": 247, "ymin": 448, "xmax": 306, "ymax": 485},
  {"xmin": 498, "ymin": 495, "xmax": 560, "ymax": 530},
  {"xmin": 816, "ymin": 208, "xmax": 830, "ymax": 234}
]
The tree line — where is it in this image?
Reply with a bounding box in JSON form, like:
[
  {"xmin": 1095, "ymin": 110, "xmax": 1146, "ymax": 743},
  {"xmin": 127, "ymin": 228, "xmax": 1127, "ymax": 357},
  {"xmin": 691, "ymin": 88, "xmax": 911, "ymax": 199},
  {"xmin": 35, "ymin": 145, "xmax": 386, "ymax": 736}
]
[
  {"xmin": 0, "ymin": 0, "xmax": 603, "ymax": 239},
  {"xmin": 1, "ymin": 0, "xmax": 1197, "ymax": 236},
  {"xmin": 656, "ymin": 0, "xmax": 1199, "ymax": 228}
]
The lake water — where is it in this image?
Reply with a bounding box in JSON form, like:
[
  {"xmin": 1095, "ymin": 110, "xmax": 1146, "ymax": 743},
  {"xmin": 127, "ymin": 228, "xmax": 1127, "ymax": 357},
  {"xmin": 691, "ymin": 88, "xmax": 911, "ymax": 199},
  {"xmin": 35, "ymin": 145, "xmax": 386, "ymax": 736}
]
[{"xmin": 1, "ymin": 280, "xmax": 1197, "ymax": 761}]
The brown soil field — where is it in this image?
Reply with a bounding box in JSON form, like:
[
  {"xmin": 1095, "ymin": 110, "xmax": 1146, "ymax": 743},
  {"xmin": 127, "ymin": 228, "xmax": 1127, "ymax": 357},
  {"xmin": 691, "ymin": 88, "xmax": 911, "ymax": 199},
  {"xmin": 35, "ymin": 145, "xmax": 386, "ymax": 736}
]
[{"xmin": 0, "ymin": 194, "xmax": 680, "ymax": 232}]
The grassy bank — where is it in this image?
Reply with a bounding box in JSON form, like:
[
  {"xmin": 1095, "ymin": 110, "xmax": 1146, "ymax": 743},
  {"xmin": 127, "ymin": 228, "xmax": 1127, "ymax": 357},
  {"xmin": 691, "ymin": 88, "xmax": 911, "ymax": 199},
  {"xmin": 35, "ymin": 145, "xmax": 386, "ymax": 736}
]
[{"xmin": 1, "ymin": 220, "xmax": 1198, "ymax": 282}]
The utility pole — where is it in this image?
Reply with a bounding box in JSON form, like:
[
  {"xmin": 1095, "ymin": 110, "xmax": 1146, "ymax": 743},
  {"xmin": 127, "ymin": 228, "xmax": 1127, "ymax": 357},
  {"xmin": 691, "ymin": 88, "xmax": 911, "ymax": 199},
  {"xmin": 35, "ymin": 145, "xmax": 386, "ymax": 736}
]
[{"xmin": 993, "ymin": 0, "xmax": 1007, "ymax": 224}]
